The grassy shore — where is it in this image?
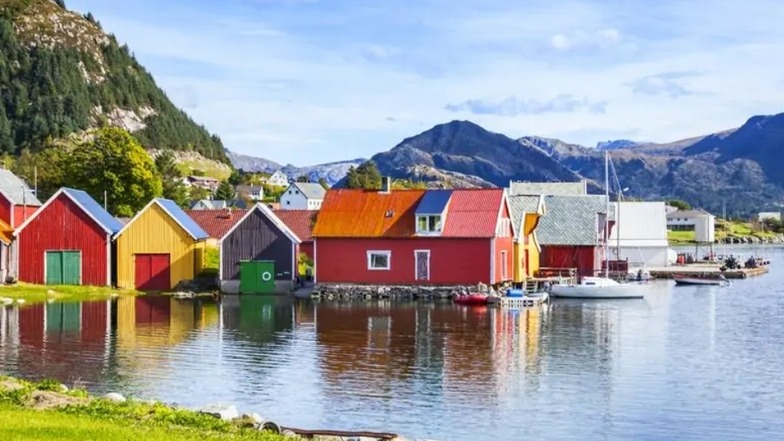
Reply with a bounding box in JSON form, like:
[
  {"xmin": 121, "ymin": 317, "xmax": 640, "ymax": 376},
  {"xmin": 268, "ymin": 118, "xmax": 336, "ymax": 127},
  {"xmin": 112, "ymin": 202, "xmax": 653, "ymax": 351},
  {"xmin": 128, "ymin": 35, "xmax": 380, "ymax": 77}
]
[
  {"xmin": 0, "ymin": 377, "xmax": 289, "ymax": 441},
  {"xmin": 0, "ymin": 284, "xmax": 137, "ymax": 305},
  {"xmin": 668, "ymin": 220, "xmax": 778, "ymax": 245}
]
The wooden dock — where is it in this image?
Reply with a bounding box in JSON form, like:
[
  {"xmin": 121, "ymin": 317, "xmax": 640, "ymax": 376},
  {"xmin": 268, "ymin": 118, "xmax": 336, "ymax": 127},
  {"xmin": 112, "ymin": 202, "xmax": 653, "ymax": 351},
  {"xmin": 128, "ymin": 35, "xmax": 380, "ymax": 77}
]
[{"xmin": 649, "ymin": 264, "xmax": 769, "ymax": 280}]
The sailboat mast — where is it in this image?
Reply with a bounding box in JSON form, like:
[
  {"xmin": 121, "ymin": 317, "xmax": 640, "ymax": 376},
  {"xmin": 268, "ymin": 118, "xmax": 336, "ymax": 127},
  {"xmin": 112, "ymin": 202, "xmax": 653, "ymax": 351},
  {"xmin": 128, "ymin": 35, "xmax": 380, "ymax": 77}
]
[{"xmin": 604, "ymin": 150, "xmax": 610, "ymax": 278}]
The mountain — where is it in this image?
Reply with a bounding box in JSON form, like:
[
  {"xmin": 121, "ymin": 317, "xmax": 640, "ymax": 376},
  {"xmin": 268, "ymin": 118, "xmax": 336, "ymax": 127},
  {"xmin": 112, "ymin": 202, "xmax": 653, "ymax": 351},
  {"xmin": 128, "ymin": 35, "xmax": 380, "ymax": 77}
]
[
  {"xmin": 349, "ymin": 114, "xmax": 784, "ymax": 216},
  {"xmin": 0, "ymin": 0, "xmax": 227, "ymax": 162},
  {"xmin": 368, "ymin": 120, "xmax": 584, "ymax": 188},
  {"xmin": 227, "ymin": 150, "xmax": 365, "ymax": 186},
  {"xmin": 596, "ymin": 140, "xmax": 641, "ymax": 151}
]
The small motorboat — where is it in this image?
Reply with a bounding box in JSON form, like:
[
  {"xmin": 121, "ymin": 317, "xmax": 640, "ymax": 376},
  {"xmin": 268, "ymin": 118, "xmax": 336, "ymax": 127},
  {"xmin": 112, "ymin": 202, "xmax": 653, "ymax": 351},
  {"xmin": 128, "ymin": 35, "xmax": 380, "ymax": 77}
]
[
  {"xmin": 453, "ymin": 293, "xmax": 489, "ymax": 306},
  {"xmin": 673, "ymin": 276, "xmax": 729, "ymax": 286}
]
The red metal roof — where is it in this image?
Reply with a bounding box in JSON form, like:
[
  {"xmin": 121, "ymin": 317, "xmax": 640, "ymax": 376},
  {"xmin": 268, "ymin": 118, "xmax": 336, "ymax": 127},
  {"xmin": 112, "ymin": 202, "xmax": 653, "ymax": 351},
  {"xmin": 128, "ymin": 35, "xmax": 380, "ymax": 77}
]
[
  {"xmin": 442, "ymin": 189, "xmax": 504, "ymax": 238},
  {"xmin": 312, "ymin": 189, "xmax": 426, "ymax": 238},
  {"xmin": 186, "ymin": 209, "xmax": 248, "ymax": 239},
  {"xmin": 274, "ymin": 210, "xmax": 317, "ymax": 242}
]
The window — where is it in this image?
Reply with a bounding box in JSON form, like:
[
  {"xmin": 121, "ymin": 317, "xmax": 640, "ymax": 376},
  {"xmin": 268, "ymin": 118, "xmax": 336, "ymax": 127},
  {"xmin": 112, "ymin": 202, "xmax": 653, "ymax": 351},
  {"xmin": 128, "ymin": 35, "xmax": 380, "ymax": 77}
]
[
  {"xmin": 286, "ymin": 201, "xmax": 290, "ymax": 205},
  {"xmin": 416, "ymin": 215, "xmax": 442, "ymax": 233},
  {"xmin": 501, "ymin": 250, "xmax": 508, "ymax": 280},
  {"xmin": 367, "ymin": 251, "xmax": 391, "ymax": 270}
]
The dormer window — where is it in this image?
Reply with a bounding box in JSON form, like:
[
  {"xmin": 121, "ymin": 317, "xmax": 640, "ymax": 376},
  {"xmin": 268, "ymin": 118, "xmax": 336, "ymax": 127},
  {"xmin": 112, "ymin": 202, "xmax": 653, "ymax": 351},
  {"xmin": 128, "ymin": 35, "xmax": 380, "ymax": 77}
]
[{"xmin": 417, "ymin": 215, "xmax": 442, "ymax": 233}]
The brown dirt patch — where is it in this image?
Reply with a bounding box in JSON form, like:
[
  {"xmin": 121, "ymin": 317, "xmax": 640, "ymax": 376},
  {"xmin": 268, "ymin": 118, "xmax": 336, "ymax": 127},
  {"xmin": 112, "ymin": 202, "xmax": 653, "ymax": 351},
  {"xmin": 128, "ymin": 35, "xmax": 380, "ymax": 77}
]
[
  {"xmin": 30, "ymin": 390, "xmax": 88, "ymax": 410},
  {"xmin": 0, "ymin": 378, "xmax": 24, "ymax": 392}
]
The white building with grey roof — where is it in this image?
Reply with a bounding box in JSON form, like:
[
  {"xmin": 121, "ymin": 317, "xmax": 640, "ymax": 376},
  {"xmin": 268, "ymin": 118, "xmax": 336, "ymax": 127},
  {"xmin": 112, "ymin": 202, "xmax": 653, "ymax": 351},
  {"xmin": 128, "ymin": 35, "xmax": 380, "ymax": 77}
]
[{"xmin": 279, "ymin": 182, "xmax": 326, "ymax": 210}]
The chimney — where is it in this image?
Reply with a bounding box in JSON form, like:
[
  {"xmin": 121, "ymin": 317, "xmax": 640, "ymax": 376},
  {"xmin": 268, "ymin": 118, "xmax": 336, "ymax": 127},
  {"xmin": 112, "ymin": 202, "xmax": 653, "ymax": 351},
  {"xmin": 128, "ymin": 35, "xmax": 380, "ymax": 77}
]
[{"xmin": 380, "ymin": 176, "xmax": 391, "ymax": 194}]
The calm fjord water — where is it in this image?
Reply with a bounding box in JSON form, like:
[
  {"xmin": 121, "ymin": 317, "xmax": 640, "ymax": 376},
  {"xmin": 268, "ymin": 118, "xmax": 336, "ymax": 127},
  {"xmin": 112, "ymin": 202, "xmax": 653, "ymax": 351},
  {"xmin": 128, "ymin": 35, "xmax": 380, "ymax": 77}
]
[{"xmin": 2, "ymin": 246, "xmax": 784, "ymax": 441}]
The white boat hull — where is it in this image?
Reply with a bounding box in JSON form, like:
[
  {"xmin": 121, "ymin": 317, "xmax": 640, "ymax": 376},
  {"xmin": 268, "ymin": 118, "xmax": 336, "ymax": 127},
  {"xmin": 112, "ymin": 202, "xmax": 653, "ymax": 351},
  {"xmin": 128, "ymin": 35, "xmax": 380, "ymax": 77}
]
[
  {"xmin": 550, "ymin": 277, "xmax": 648, "ymax": 299},
  {"xmin": 673, "ymin": 277, "xmax": 728, "ymax": 286}
]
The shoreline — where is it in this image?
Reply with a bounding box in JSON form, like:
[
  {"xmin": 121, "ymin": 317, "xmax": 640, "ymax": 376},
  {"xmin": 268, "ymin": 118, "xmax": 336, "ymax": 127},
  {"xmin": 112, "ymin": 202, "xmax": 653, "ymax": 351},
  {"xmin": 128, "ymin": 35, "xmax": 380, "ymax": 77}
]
[{"xmin": 0, "ymin": 376, "xmax": 406, "ymax": 441}]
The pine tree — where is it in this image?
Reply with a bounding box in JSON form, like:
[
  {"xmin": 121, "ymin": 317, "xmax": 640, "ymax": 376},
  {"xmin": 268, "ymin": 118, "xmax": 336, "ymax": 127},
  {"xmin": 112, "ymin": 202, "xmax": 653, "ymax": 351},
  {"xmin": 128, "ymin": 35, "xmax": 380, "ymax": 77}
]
[
  {"xmin": 214, "ymin": 180, "xmax": 235, "ymax": 201},
  {"xmin": 318, "ymin": 177, "xmax": 329, "ymax": 190},
  {"xmin": 155, "ymin": 149, "xmax": 189, "ymax": 207}
]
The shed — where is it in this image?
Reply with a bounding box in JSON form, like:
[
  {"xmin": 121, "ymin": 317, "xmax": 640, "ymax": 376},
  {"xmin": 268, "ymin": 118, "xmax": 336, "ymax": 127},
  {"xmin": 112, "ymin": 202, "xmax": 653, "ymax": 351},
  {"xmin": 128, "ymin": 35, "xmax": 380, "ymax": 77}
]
[
  {"xmin": 14, "ymin": 188, "xmax": 123, "ymax": 286},
  {"xmin": 114, "ymin": 199, "xmax": 209, "ymax": 291},
  {"xmin": 608, "ymin": 201, "xmax": 671, "ymax": 267},
  {"xmin": 0, "ymin": 169, "xmax": 42, "ymax": 228},
  {"xmin": 218, "ymin": 203, "xmax": 301, "ymax": 294}
]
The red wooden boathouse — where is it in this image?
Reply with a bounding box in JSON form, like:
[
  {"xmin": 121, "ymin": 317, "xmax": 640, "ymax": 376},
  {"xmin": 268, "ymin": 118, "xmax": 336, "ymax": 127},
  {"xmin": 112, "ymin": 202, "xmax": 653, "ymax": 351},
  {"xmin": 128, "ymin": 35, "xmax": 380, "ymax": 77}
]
[
  {"xmin": 14, "ymin": 188, "xmax": 124, "ymax": 286},
  {"xmin": 312, "ymin": 185, "xmax": 514, "ymax": 286}
]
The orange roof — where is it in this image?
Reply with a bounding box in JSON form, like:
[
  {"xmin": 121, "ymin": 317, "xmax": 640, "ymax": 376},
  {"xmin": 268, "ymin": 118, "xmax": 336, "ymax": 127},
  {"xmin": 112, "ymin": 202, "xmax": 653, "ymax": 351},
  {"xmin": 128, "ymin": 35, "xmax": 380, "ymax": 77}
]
[
  {"xmin": 274, "ymin": 209, "xmax": 317, "ymax": 242},
  {"xmin": 186, "ymin": 209, "xmax": 249, "ymax": 239},
  {"xmin": 313, "ymin": 189, "xmax": 426, "ymax": 238},
  {"xmin": 0, "ymin": 219, "xmax": 11, "ymax": 245}
]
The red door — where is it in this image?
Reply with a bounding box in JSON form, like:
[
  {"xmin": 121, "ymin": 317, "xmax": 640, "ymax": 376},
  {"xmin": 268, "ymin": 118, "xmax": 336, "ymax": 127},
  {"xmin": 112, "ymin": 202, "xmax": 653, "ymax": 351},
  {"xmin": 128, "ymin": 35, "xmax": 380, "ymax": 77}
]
[{"xmin": 135, "ymin": 254, "xmax": 171, "ymax": 291}]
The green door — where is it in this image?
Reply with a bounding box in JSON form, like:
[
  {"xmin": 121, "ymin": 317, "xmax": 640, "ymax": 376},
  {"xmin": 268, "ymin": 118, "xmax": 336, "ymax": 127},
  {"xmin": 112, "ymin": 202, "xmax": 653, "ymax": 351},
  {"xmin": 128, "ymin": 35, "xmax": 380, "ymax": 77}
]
[
  {"xmin": 45, "ymin": 251, "xmax": 81, "ymax": 285},
  {"xmin": 239, "ymin": 261, "xmax": 275, "ymax": 294}
]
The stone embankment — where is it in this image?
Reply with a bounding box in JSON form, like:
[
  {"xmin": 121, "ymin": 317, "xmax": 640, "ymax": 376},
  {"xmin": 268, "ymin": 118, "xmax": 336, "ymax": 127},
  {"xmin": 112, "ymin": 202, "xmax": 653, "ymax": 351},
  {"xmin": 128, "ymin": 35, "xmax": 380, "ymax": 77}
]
[
  {"xmin": 311, "ymin": 283, "xmax": 505, "ymax": 301},
  {"xmin": 718, "ymin": 234, "xmax": 784, "ymax": 244}
]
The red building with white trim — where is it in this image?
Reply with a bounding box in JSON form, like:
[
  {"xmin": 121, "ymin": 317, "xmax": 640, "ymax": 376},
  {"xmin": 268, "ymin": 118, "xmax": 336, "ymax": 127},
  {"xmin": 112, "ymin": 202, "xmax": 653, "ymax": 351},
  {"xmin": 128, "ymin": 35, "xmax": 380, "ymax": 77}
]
[{"xmin": 312, "ymin": 186, "xmax": 513, "ymax": 286}]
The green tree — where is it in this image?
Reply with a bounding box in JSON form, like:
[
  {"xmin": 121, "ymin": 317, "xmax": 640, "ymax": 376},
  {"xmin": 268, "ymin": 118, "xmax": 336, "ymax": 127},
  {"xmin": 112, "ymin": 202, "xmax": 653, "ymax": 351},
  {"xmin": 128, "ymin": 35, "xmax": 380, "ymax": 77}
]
[
  {"xmin": 345, "ymin": 161, "xmax": 382, "ymax": 190},
  {"xmin": 318, "ymin": 177, "xmax": 329, "ymax": 190},
  {"xmin": 228, "ymin": 169, "xmax": 243, "ymax": 186},
  {"xmin": 667, "ymin": 199, "xmax": 692, "ymax": 211},
  {"xmin": 67, "ymin": 128, "xmax": 162, "ymax": 216},
  {"xmin": 214, "ymin": 180, "xmax": 235, "ymax": 200},
  {"xmin": 154, "ymin": 149, "xmax": 189, "ymax": 207},
  {"xmin": 296, "ymin": 175, "xmax": 309, "ymax": 183},
  {"xmin": 11, "ymin": 147, "xmax": 67, "ymax": 201},
  {"xmin": 189, "ymin": 186, "xmax": 210, "ymax": 201}
]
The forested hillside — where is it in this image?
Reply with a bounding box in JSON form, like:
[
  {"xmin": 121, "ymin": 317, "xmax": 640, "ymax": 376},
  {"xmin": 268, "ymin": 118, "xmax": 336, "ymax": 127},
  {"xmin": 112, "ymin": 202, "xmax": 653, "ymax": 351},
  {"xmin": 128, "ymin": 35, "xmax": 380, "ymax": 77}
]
[{"xmin": 0, "ymin": 0, "xmax": 226, "ymax": 161}]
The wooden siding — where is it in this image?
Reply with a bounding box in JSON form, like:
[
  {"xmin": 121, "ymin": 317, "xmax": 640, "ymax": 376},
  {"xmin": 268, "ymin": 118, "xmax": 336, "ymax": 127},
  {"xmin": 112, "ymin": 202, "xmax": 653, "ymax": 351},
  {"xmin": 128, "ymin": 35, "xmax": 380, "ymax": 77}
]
[
  {"xmin": 315, "ymin": 238, "xmax": 491, "ymax": 285},
  {"xmin": 14, "ymin": 205, "xmax": 38, "ymax": 229},
  {"xmin": 17, "ymin": 194, "xmax": 110, "ymax": 286},
  {"xmin": 0, "ymin": 193, "xmax": 10, "ymax": 227},
  {"xmin": 540, "ymin": 245, "xmax": 601, "ymax": 278},
  {"xmin": 493, "ymin": 203, "xmax": 514, "ymax": 284},
  {"xmin": 514, "ymin": 236, "xmax": 541, "ymax": 282},
  {"xmin": 220, "ymin": 209, "xmax": 295, "ymax": 281},
  {"xmin": 116, "ymin": 203, "xmax": 200, "ymax": 290}
]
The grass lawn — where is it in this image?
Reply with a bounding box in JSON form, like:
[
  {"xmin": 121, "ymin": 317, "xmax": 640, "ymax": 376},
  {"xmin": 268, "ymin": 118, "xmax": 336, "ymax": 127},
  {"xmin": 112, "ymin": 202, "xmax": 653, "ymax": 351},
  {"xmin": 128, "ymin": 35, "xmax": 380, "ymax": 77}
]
[
  {"xmin": 0, "ymin": 284, "xmax": 136, "ymax": 305},
  {"xmin": 668, "ymin": 230, "xmax": 695, "ymax": 244},
  {"xmin": 177, "ymin": 159, "xmax": 232, "ymax": 181},
  {"xmin": 205, "ymin": 246, "xmax": 220, "ymax": 271},
  {"xmin": 0, "ymin": 378, "xmax": 289, "ymax": 441}
]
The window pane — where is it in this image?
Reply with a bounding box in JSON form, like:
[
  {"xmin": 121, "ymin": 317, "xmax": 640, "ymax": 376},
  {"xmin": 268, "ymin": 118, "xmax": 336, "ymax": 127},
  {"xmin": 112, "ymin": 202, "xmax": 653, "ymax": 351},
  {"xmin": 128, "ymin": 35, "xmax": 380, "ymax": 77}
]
[
  {"xmin": 430, "ymin": 216, "xmax": 441, "ymax": 231},
  {"xmin": 418, "ymin": 217, "xmax": 427, "ymax": 231},
  {"xmin": 371, "ymin": 253, "xmax": 389, "ymax": 269}
]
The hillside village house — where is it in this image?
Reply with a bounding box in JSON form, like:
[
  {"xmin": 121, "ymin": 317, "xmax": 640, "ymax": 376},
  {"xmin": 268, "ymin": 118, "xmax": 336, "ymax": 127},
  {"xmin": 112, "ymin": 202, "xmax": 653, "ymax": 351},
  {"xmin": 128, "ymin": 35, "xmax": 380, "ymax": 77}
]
[
  {"xmin": 267, "ymin": 170, "xmax": 290, "ymax": 187},
  {"xmin": 609, "ymin": 201, "xmax": 672, "ymax": 267},
  {"xmin": 280, "ymin": 182, "xmax": 326, "ymax": 210},
  {"xmin": 183, "ymin": 175, "xmax": 220, "ymax": 192},
  {"xmin": 758, "ymin": 212, "xmax": 782, "ymax": 222},
  {"xmin": 666, "ymin": 209, "xmax": 715, "ymax": 231},
  {"xmin": 236, "ymin": 185, "xmax": 264, "ymax": 201},
  {"xmin": 535, "ymin": 195, "xmax": 613, "ymax": 278},
  {"xmin": 15, "ymin": 188, "xmax": 124, "ymax": 286},
  {"xmin": 312, "ymin": 185, "xmax": 514, "ymax": 286},
  {"xmin": 190, "ymin": 199, "xmax": 247, "ymax": 210},
  {"xmin": 508, "ymin": 195, "xmax": 545, "ymax": 282}
]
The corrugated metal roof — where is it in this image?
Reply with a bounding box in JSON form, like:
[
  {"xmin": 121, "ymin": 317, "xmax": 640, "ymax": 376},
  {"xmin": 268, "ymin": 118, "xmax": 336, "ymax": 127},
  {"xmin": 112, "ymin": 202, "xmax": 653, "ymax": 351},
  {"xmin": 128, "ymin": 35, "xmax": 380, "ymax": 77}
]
[
  {"xmin": 63, "ymin": 188, "xmax": 124, "ymax": 234},
  {"xmin": 415, "ymin": 190, "xmax": 452, "ymax": 215},
  {"xmin": 508, "ymin": 195, "xmax": 542, "ymax": 237},
  {"xmin": 186, "ymin": 209, "xmax": 249, "ymax": 239},
  {"xmin": 312, "ymin": 189, "xmax": 425, "ymax": 238},
  {"xmin": 293, "ymin": 182, "xmax": 327, "ymax": 200},
  {"xmin": 509, "ymin": 181, "xmax": 586, "ymax": 196},
  {"xmin": 0, "ymin": 169, "xmax": 41, "ymax": 206},
  {"xmin": 156, "ymin": 199, "xmax": 209, "ymax": 240},
  {"xmin": 442, "ymin": 189, "xmax": 504, "ymax": 238},
  {"xmin": 537, "ymin": 195, "xmax": 608, "ymax": 246},
  {"xmin": 0, "ymin": 219, "xmax": 11, "ymax": 245},
  {"xmin": 274, "ymin": 209, "xmax": 317, "ymax": 242}
]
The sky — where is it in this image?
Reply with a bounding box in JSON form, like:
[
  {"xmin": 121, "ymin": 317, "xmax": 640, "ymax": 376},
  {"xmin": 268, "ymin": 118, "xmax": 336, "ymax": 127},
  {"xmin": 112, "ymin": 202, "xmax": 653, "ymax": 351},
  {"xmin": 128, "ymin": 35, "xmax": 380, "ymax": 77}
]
[{"xmin": 68, "ymin": 0, "xmax": 784, "ymax": 166}]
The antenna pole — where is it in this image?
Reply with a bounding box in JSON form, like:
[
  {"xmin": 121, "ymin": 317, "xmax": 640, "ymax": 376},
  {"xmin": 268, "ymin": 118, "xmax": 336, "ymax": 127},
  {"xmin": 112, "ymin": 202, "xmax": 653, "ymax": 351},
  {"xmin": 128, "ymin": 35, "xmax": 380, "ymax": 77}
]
[{"xmin": 604, "ymin": 151, "xmax": 609, "ymax": 278}]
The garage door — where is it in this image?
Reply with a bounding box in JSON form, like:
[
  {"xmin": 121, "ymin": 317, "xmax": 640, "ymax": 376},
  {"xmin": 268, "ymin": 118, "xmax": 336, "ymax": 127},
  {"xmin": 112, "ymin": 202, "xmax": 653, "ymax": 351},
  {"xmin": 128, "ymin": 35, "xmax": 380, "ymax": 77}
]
[
  {"xmin": 45, "ymin": 251, "xmax": 81, "ymax": 285},
  {"xmin": 135, "ymin": 254, "xmax": 171, "ymax": 291}
]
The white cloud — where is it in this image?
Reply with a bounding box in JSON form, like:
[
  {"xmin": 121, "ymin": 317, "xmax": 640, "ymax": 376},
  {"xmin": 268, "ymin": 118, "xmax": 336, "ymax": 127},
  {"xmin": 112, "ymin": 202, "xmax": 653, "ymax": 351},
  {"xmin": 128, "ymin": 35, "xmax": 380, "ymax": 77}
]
[
  {"xmin": 65, "ymin": 0, "xmax": 784, "ymax": 165},
  {"xmin": 550, "ymin": 27, "xmax": 622, "ymax": 51}
]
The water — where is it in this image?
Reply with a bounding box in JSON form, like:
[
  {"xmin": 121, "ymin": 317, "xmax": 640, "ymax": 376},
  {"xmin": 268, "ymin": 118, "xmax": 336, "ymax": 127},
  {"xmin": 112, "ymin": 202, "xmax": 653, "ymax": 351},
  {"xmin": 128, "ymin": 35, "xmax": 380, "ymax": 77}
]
[{"xmin": 2, "ymin": 246, "xmax": 784, "ymax": 441}]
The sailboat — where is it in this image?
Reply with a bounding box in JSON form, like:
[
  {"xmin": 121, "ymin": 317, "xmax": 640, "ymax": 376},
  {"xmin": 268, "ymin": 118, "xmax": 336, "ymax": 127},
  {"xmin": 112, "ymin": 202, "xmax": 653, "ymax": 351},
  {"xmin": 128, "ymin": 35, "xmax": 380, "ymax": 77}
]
[{"xmin": 550, "ymin": 151, "xmax": 648, "ymax": 300}]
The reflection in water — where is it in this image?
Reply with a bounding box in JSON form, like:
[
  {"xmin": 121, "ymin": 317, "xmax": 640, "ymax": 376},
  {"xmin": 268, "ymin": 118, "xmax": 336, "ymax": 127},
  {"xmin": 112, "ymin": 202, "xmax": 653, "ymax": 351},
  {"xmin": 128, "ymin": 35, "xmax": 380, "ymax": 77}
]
[{"xmin": 2, "ymin": 250, "xmax": 784, "ymax": 441}]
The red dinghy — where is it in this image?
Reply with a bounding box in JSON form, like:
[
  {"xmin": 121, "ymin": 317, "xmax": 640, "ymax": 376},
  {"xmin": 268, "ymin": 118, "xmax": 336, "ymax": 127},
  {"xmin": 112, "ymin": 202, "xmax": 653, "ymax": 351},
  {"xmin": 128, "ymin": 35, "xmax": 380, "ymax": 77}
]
[{"xmin": 453, "ymin": 293, "xmax": 489, "ymax": 306}]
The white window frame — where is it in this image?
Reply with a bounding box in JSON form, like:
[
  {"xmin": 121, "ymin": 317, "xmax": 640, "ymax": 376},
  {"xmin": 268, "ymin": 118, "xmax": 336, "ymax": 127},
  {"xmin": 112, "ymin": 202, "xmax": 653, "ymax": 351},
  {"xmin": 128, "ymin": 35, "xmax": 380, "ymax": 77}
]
[
  {"xmin": 416, "ymin": 214, "xmax": 443, "ymax": 235},
  {"xmin": 367, "ymin": 250, "xmax": 391, "ymax": 271}
]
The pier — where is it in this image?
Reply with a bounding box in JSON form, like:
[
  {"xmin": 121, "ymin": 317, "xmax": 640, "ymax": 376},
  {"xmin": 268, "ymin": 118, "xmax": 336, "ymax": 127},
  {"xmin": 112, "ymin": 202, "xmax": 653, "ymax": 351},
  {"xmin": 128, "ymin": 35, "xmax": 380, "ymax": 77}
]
[{"xmin": 648, "ymin": 264, "xmax": 769, "ymax": 280}]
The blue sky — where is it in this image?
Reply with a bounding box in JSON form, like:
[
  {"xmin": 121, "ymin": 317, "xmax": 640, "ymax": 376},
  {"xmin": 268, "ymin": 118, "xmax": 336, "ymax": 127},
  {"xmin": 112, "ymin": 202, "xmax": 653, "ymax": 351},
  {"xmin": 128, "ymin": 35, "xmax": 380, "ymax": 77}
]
[{"xmin": 68, "ymin": 0, "xmax": 784, "ymax": 166}]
